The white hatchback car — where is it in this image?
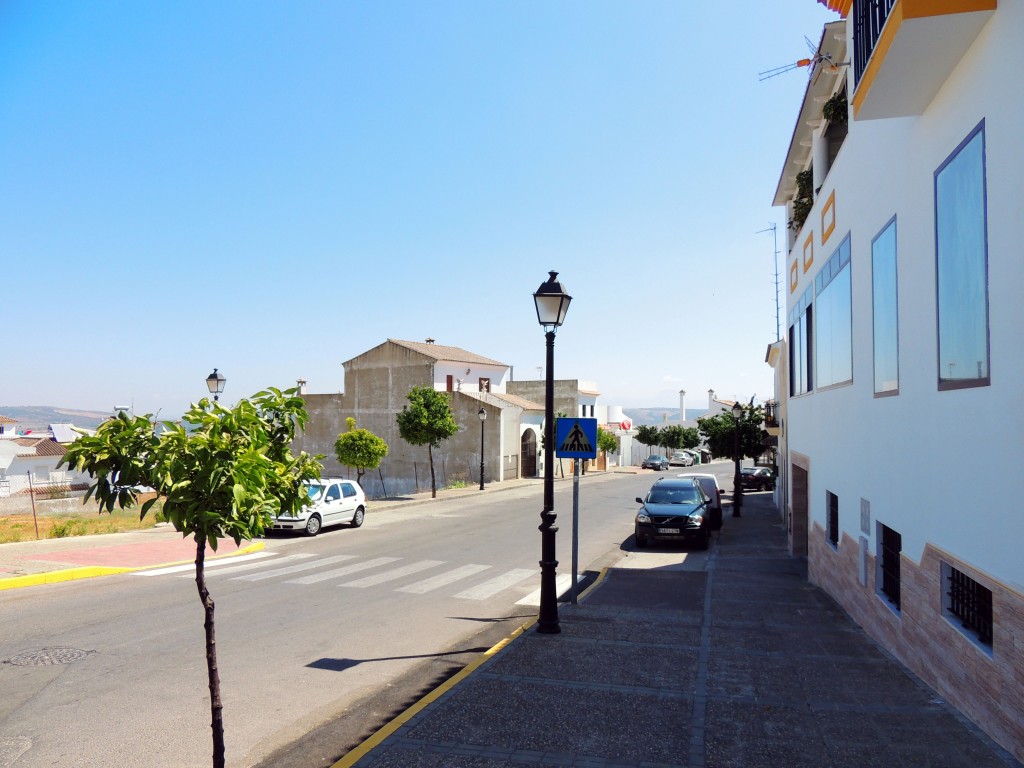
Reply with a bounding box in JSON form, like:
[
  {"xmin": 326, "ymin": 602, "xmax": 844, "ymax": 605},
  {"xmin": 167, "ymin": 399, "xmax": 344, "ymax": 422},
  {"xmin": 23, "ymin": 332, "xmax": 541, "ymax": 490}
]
[
  {"xmin": 676, "ymin": 473, "xmax": 722, "ymax": 530},
  {"xmin": 271, "ymin": 478, "xmax": 367, "ymax": 536}
]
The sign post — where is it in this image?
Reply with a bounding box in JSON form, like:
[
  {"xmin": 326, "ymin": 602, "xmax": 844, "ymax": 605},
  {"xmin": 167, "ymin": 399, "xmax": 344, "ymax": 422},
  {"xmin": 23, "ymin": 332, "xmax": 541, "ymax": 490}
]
[{"xmin": 555, "ymin": 418, "xmax": 598, "ymax": 604}]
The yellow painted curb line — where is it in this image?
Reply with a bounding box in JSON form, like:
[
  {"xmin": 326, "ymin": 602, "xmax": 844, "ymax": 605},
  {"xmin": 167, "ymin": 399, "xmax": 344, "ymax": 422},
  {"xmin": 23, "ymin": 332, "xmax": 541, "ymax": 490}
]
[
  {"xmin": 331, "ymin": 568, "xmax": 611, "ymax": 767},
  {"xmin": 0, "ymin": 540, "xmax": 265, "ymax": 592},
  {"xmin": 332, "ymin": 617, "xmax": 537, "ymax": 768}
]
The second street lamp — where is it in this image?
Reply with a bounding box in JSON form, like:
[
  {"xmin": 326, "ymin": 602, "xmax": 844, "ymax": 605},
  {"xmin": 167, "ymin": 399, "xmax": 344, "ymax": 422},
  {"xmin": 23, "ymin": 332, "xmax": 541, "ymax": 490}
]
[
  {"xmin": 478, "ymin": 407, "xmax": 487, "ymax": 491},
  {"xmin": 533, "ymin": 270, "xmax": 572, "ymax": 635},
  {"xmin": 732, "ymin": 401, "xmax": 743, "ymax": 517},
  {"xmin": 206, "ymin": 368, "xmax": 226, "ymax": 402}
]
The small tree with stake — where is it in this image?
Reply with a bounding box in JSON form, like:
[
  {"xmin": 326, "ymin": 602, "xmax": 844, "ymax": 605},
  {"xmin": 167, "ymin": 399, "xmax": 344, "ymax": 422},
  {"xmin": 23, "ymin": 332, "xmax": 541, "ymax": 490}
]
[
  {"xmin": 60, "ymin": 388, "xmax": 321, "ymax": 768},
  {"xmin": 334, "ymin": 417, "xmax": 389, "ymax": 487},
  {"xmin": 395, "ymin": 386, "xmax": 458, "ymax": 498}
]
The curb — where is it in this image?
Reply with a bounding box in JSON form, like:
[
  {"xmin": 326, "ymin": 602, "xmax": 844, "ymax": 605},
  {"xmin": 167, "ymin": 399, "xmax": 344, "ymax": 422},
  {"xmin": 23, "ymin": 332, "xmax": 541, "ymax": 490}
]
[
  {"xmin": 0, "ymin": 540, "xmax": 266, "ymax": 592},
  {"xmin": 330, "ymin": 566, "xmax": 613, "ymax": 768}
]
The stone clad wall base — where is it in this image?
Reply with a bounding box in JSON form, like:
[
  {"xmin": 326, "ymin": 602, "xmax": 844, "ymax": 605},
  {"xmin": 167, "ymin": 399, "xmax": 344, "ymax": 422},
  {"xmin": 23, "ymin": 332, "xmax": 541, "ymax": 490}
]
[{"xmin": 808, "ymin": 523, "xmax": 1024, "ymax": 762}]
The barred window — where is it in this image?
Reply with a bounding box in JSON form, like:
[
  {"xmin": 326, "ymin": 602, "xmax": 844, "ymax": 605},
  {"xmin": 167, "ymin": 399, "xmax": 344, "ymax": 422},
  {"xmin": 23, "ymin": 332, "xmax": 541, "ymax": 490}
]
[
  {"xmin": 827, "ymin": 491, "xmax": 839, "ymax": 549},
  {"xmin": 945, "ymin": 564, "xmax": 993, "ymax": 648},
  {"xmin": 878, "ymin": 524, "xmax": 901, "ymax": 610}
]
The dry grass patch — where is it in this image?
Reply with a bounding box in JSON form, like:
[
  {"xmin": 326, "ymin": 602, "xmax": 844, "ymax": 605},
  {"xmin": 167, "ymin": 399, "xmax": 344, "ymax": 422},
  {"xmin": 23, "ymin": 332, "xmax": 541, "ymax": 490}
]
[{"xmin": 0, "ymin": 497, "xmax": 166, "ymax": 543}]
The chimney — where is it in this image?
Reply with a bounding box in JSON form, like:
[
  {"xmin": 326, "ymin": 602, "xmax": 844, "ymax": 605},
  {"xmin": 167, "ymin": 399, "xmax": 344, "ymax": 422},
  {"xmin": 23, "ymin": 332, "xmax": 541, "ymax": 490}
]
[
  {"xmin": 708, "ymin": 389, "xmax": 716, "ymax": 409},
  {"xmin": 296, "ymin": 379, "xmax": 307, "ymax": 395},
  {"xmin": 425, "ymin": 338, "xmax": 435, "ymax": 344},
  {"xmin": 679, "ymin": 389, "xmax": 686, "ymax": 422}
]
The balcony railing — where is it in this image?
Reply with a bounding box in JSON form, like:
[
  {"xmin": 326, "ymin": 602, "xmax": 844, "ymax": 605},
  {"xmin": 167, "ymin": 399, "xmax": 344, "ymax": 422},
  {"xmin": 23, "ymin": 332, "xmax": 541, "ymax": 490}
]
[
  {"xmin": 764, "ymin": 400, "xmax": 779, "ymax": 429},
  {"xmin": 853, "ymin": 0, "xmax": 896, "ymax": 85}
]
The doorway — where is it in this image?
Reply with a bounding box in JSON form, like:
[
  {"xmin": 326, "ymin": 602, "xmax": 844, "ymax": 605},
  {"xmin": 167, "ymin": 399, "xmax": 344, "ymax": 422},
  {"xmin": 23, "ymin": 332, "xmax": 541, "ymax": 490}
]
[
  {"xmin": 521, "ymin": 429, "xmax": 538, "ymax": 477},
  {"xmin": 791, "ymin": 463, "xmax": 809, "ymax": 557}
]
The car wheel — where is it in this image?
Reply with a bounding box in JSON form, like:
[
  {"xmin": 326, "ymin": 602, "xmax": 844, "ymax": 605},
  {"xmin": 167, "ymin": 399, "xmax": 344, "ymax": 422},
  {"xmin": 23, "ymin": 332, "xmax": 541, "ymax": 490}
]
[
  {"xmin": 304, "ymin": 514, "xmax": 322, "ymax": 537},
  {"xmin": 350, "ymin": 507, "xmax": 365, "ymax": 528},
  {"xmin": 713, "ymin": 510, "xmax": 723, "ymax": 531},
  {"xmin": 635, "ymin": 533, "xmax": 648, "ymax": 548},
  {"xmin": 697, "ymin": 523, "xmax": 710, "ymax": 550}
]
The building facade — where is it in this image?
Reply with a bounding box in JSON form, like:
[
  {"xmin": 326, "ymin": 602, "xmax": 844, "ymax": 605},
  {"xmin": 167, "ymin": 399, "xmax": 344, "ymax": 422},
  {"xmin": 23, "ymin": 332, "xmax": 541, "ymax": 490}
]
[{"xmin": 774, "ymin": 1, "xmax": 1021, "ymax": 758}]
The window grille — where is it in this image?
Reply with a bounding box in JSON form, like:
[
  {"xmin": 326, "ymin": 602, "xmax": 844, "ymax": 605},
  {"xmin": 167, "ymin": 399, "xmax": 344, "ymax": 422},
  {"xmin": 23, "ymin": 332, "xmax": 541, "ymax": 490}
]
[
  {"xmin": 879, "ymin": 524, "xmax": 901, "ymax": 609},
  {"xmin": 946, "ymin": 566, "xmax": 993, "ymax": 647},
  {"xmin": 827, "ymin": 492, "xmax": 839, "ymax": 548}
]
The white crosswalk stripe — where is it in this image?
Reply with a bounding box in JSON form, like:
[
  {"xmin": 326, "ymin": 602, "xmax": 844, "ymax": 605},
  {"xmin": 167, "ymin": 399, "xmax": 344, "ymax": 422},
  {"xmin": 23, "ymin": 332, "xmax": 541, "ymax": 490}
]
[
  {"xmin": 286, "ymin": 556, "xmax": 400, "ymax": 585},
  {"xmin": 188, "ymin": 553, "xmax": 316, "ymax": 577},
  {"xmin": 133, "ymin": 551, "xmax": 278, "ymax": 576},
  {"xmin": 339, "ymin": 560, "xmax": 445, "ymax": 588},
  {"xmin": 515, "ymin": 573, "xmax": 580, "ymax": 606},
  {"xmin": 233, "ymin": 554, "xmax": 356, "ymax": 581},
  {"xmin": 453, "ymin": 568, "xmax": 536, "ymax": 600},
  {"xmin": 396, "ymin": 563, "xmax": 491, "ymax": 594},
  {"xmin": 133, "ymin": 552, "xmax": 548, "ymax": 603}
]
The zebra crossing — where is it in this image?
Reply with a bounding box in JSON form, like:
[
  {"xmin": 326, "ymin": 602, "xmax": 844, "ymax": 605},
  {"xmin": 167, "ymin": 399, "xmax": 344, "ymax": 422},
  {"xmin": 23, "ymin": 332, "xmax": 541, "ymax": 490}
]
[{"xmin": 131, "ymin": 550, "xmax": 576, "ymax": 605}]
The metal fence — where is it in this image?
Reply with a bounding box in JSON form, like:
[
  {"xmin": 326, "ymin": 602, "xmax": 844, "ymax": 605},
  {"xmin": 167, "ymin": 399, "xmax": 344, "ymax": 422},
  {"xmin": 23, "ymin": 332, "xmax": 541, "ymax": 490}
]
[{"xmin": 0, "ymin": 474, "xmax": 91, "ymax": 538}]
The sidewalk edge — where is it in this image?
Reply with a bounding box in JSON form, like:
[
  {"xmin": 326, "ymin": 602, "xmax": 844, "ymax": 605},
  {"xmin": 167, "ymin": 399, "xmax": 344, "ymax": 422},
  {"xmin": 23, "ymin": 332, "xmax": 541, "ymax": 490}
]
[
  {"xmin": 0, "ymin": 540, "xmax": 265, "ymax": 592},
  {"xmin": 331, "ymin": 617, "xmax": 537, "ymax": 768}
]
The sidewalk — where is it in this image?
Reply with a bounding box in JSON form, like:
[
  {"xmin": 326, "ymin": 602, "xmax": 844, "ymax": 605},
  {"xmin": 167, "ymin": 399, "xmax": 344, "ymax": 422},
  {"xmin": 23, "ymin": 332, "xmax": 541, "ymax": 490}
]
[{"xmin": 335, "ymin": 492, "xmax": 1021, "ymax": 768}]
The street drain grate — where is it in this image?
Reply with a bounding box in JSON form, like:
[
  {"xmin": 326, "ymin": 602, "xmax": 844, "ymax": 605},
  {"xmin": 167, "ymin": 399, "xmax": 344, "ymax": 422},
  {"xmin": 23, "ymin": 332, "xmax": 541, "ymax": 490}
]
[{"xmin": 4, "ymin": 647, "xmax": 95, "ymax": 667}]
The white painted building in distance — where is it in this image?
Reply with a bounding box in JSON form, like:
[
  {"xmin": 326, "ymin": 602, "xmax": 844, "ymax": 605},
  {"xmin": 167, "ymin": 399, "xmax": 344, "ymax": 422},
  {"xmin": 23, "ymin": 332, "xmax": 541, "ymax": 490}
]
[{"xmin": 773, "ymin": 0, "xmax": 1022, "ymax": 759}]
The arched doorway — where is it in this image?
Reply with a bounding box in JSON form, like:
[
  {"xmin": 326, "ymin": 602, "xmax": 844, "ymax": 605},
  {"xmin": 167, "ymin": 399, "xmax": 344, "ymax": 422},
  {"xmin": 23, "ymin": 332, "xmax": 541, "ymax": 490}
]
[{"xmin": 521, "ymin": 429, "xmax": 538, "ymax": 477}]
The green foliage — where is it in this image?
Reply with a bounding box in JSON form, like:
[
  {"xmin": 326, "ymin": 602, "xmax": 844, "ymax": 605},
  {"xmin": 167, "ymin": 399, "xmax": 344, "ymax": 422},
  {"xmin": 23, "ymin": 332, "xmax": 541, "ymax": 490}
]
[
  {"xmin": 788, "ymin": 168, "xmax": 814, "ymax": 233},
  {"xmin": 680, "ymin": 427, "xmax": 700, "ymax": 450},
  {"xmin": 597, "ymin": 426, "xmax": 619, "ymax": 455},
  {"xmin": 334, "ymin": 417, "xmax": 389, "ymax": 485},
  {"xmin": 396, "ymin": 386, "xmax": 459, "ymax": 498},
  {"xmin": 822, "ymin": 89, "xmax": 848, "ymax": 125},
  {"xmin": 634, "ymin": 425, "xmax": 659, "ymax": 452},
  {"xmin": 59, "ymin": 386, "xmax": 322, "ymax": 768},
  {"xmin": 696, "ymin": 405, "xmax": 767, "ymax": 461},
  {"xmin": 62, "ymin": 388, "xmax": 323, "ymax": 546},
  {"xmin": 395, "ymin": 387, "xmax": 459, "ymax": 448}
]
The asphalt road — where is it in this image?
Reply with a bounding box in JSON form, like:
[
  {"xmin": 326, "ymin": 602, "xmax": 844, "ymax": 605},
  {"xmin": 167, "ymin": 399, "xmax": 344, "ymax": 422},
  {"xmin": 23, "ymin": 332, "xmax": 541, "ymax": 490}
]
[{"xmin": 0, "ymin": 467, "xmax": 738, "ymax": 768}]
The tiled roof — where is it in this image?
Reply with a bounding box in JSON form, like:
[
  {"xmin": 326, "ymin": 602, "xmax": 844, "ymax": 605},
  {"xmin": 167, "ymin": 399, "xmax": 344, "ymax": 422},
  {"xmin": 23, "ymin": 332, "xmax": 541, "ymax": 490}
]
[
  {"xmin": 388, "ymin": 339, "xmax": 508, "ymax": 368},
  {"xmin": 488, "ymin": 392, "xmax": 544, "ymax": 411},
  {"xmin": 13, "ymin": 437, "xmax": 67, "ymax": 457},
  {"xmin": 816, "ymin": 0, "xmax": 850, "ymax": 17},
  {"xmin": 0, "ymin": 415, "xmax": 16, "ymax": 424}
]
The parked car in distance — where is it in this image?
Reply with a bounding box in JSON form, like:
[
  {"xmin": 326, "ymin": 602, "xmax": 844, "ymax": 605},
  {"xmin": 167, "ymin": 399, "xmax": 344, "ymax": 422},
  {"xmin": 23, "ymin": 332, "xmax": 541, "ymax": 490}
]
[
  {"xmin": 641, "ymin": 454, "xmax": 671, "ymax": 471},
  {"xmin": 669, "ymin": 450, "xmax": 695, "ymax": 467},
  {"xmin": 740, "ymin": 467, "xmax": 776, "ymax": 491},
  {"xmin": 271, "ymin": 478, "xmax": 367, "ymax": 536},
  {"xmin": 634, "ymin": 476, "xmax": 712, "ymax": 549},
  {"xmin": 676, "ymin": 473, "xmax": 723, "ymax": 530}
]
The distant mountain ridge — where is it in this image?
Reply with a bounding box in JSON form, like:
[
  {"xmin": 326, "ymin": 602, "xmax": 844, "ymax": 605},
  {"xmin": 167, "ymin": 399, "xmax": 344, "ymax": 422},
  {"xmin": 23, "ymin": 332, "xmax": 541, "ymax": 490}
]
[
  {"xmin": 0, "ymin": 406, "xmax": 110, "ymax": 432},
  {"xmin": 622, "ymin": 408, "xmax": 708, "ymax": 427},
  {"xmin": 3, "ymin": 405, "xmax": 706, "ymax": 433}
]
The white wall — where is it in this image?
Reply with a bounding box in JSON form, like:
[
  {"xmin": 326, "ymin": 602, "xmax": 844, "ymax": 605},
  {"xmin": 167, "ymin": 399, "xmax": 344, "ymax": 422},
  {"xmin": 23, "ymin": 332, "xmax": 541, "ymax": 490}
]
[
  {"xmin": 433, "ymin": 362, "xmax": 510, "ymax": 393},
  {"xmin": 785, "ymin": 7, "xmax": 1024, "ymax": 588}
]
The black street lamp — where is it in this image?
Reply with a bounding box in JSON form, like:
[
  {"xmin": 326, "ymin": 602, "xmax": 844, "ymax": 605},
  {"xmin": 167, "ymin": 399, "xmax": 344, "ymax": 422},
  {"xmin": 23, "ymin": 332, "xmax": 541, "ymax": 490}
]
[
  {"xmin": 478, "ymin": 407, "xmax": 487, "ymax": 491},
  {"xmin": 206, "ymin": 369, "xmax": 226, "ymax": 402},
  {"xmin": 732, "ymin": 401, "xmax": 743, "ymax": 517},
  {"xmin": 533, "ymin": 271, "xmax": 572, "ymax": 635}
]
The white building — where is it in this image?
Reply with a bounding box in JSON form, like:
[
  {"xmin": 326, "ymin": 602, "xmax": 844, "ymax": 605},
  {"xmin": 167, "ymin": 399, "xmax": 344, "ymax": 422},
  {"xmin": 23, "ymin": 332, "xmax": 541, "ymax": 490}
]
[{"xmin": 772, "ymin": 0, "xmax": 1021, "ymax": 758}]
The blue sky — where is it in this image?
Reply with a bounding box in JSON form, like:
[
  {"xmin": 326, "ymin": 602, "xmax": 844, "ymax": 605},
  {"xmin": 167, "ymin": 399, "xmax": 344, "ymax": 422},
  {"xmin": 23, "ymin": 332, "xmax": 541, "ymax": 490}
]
[{"xmin": 1, "ymin": 1, "xmax": 837, "ymax": 418}]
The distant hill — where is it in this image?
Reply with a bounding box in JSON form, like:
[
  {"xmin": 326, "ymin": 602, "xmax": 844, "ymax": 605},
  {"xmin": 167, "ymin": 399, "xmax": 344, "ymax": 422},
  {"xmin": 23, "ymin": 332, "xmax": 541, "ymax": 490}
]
[
  {"xmin": 0, "ymin": 406, "xmax": 110, "ymax": 432},
  {"xmin": 622, "ymin": 408, "xmax": 708, "ymax": 426}
]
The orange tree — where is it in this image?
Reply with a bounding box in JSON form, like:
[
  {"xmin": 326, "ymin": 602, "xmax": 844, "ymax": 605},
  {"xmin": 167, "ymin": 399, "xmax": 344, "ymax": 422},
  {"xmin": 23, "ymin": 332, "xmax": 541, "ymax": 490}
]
[{"xmin": 61, "ymin": 387, "xmax": 321, "ymax": 768}]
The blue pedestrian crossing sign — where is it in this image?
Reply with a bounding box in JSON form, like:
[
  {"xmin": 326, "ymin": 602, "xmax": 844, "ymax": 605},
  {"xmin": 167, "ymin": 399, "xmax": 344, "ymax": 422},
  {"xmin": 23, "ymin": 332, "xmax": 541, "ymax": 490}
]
[{"xmin": 555, "ymin": 418, "xmax": 598, "ymax": 459}]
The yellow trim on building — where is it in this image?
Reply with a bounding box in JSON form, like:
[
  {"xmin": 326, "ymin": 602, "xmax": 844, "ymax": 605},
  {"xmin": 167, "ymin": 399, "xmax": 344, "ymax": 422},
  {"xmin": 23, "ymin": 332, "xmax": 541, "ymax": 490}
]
[
  {"xmin": 853, "ymin": 0, "xmax": 997, "ymax": 119},
  {"xmin": 821, "ymin": 190, "xmax": 837, "ymax": 245},
  {"xmin": 802, "ymin": 232, "xmax": 815, "ymax": 273}
]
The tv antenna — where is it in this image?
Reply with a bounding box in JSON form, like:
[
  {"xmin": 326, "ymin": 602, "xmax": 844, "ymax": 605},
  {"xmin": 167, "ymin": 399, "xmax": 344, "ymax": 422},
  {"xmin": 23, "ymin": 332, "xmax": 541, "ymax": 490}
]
[
  {"xmin": 756, "ymin": 223, "xmax": 781, "ymax": 341},
  {"xmin": 759, "ymin": 36, "xmax": 848, "ymax": 81}
]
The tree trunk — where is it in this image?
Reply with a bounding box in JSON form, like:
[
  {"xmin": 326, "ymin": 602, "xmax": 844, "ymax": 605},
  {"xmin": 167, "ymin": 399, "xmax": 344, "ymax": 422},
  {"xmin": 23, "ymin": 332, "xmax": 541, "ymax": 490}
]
[
  {"xmin": 195, "ymin": 532, "xmax": 226, "ymax": 768},
  {"xmin": 428, "ymin": 444, "xmax": 437, "ymax": 498}
]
